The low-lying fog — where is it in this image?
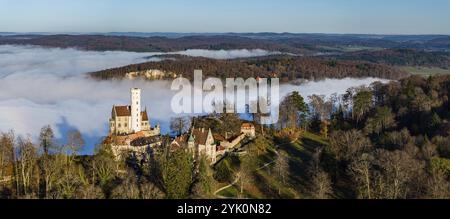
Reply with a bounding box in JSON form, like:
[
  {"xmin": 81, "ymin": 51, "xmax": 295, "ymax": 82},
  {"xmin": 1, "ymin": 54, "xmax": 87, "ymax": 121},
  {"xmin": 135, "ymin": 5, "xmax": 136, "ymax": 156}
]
[{"xmin": 0, "ymin": 45, "xmax": 388, "ymax": 153}]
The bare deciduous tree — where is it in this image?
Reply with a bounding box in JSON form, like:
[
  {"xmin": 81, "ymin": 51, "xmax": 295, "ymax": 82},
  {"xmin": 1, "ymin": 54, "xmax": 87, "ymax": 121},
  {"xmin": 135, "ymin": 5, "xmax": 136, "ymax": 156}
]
[
  {"xmin": 111, "ymin": 169, "xmax": 140, "ymax": 199},
  {"xmin": 274, "ymin": 151, "xmax": 289, "ymax": 195},
  {"xmin": 310, "ymin": 168, "xmax": 333, "ymax": 199},
  {"xmin": 170, "ymin": 116, "xmax": 191, "ymax": 136},
  {"xmin": 238, "ymin": 154, "xmax": 256, "ymax": 197},
  {"xmin": 16, "ymin": 136, "xmax": 38, "ymax": 198},
  {"xmin": 308, "ymin": 95, "xmax": 332, "ymax": 122},
  {"xmin": 67, "ymin": 130, "xmax": 85, "ymax": 157},
  {"xmin": 374, "ymin": 149, "xmax": 424, "ymax": 199},
  {"xmin": 329, "ymin": 130, "xmax": 372, "ymax": 162},
  {"xmin": 349, "ymin": 153, "xmax": 375, "ymax": 199},
  {"xmin": 0, "ymin": 132, "xmax": 14, "ymax": 182}
]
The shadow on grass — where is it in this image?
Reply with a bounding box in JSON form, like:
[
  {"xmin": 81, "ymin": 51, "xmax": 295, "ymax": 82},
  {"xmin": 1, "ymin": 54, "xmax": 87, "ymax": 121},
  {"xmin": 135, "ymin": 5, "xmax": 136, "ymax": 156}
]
[
  {"xmin": 277, "ymin": 133, "xmax": 328, "ymax": 196},
  {"xmin": 257, "ymin": 149, "xmax": 277, "ymax": 166},
  {"xmin": 252, "ymin": 171, "xmax": 281, "ymax": 199},
  {"xmin": 253, "ymin": 170, "xmax": 298, "ymax": 199}
]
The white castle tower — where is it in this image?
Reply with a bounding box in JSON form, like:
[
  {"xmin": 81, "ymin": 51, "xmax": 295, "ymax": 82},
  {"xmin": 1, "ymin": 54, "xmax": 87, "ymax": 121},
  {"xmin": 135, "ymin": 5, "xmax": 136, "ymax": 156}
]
[{"xmin": 131, "ymin": 88, "xmax": 141, "ymax": 133}]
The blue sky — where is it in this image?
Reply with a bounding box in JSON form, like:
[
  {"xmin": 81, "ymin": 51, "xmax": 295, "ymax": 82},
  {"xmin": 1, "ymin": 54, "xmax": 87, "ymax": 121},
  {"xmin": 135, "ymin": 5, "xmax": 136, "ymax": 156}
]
[{"xmin": 0, "ymin": 0, "xmax": 449, "ymax": 34}]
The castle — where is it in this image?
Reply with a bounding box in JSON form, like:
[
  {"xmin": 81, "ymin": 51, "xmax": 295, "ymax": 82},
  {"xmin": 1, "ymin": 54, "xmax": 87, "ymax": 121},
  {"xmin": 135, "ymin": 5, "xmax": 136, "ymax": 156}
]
[
  {"xmin": 109, "ymin": 88, "xmax": 160, "ymax": 136},
  {"xmin": 171, "ymin": 127, "xmax": 217, "ymax": 163},
  {"xmin": 107, "ymin": 88, "xmax": 161, "ymax": 159},
  {"xmin": 106, "ymin": 88, "xmax": 257, "ymax": 164},
  {"xmin": 170, "ymin": 123, "xmax": 256, "ymax": 164}
]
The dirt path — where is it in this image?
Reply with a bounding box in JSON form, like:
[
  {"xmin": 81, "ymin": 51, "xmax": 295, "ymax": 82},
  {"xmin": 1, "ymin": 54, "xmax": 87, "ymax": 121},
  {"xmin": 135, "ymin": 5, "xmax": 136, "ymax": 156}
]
[{"xmin": 214, "ymin": 174, "xmax": 241, "ymax": 199}]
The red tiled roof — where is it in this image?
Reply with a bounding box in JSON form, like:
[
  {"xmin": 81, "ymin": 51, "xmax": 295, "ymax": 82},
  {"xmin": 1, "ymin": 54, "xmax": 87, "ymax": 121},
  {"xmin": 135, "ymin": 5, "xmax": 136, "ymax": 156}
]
[
  {"xmin": 171, "ymin": 135, "xmax": 188, "ymax": 150},
  {"xmin": 174, "ymin": 135, "xmax": 187, "ymax": 145},
  {"xmin": 112, "ymin": 131, "xmax": 145, "ymax": 145}
]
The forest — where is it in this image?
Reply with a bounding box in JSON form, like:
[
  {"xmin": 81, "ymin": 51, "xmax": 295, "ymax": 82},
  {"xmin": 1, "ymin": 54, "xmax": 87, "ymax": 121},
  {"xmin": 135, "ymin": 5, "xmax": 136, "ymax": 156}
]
[
  {"xmin": 1, "ymin": 74, "xmax": 449, "ymax": 199},
  {"xmin": 272, "ymin": 74, "xmax": 450, "ymax": 198},
  {"xmin": 0, "ymin": 35, "xmax": 304, "ymax": 54},
  {"xmin": 333, "ymin": 49, "xmax": 450, "ymax": 68},
  {"xmin": 89, "ymin": 55, "xmax": 409, "ymax": 81},
  {"xmin": 2, "ymin": 34, "xmax": 450, "ymax": 53}
]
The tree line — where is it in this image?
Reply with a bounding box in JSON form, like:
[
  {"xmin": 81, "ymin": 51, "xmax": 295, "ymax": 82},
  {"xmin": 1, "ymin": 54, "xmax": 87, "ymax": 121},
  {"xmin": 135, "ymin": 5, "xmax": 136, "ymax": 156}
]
[{"xmin": 0, "ymin": 126, "xmax": 215, "ymax": 199}]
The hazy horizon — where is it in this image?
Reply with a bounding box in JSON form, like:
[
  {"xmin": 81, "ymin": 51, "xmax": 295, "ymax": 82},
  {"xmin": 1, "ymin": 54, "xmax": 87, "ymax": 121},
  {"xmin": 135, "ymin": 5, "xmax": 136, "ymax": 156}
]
[
  {"xmin": 1, "ymin": 0, "xmax": 450, "ymax": 35},
  {"xmin": 1, "ymin": 31, "xmax": 450, "ymax": 36}
]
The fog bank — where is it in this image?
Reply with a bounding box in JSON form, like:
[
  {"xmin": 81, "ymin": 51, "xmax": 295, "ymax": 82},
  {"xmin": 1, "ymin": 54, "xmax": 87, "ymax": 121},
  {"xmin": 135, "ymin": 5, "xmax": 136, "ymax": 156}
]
[{"xmin": 0, "ymin": 45, "xmax": 387, "ymax": 153}]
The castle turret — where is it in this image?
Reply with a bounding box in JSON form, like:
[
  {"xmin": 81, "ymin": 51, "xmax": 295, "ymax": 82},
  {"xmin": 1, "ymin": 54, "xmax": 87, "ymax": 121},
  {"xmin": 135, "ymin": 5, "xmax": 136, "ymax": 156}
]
[{"xmin": 131, "ymin": 88, "xmax": 141, "ymax": 133}]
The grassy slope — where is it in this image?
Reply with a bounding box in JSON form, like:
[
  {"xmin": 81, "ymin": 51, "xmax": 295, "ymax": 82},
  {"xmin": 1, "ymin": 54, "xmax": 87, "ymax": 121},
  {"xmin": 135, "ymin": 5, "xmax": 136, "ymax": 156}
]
[{"xmin": 216, "ymin": 131, "xmax": 329, "ymax": 199}]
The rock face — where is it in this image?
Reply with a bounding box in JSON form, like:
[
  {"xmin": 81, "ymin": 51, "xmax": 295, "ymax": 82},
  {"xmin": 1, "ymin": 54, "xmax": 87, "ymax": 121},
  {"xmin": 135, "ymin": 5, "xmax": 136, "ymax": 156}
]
[{"xmin": 125, "ymin": 69, "xmax": 177, "ymax": 80}]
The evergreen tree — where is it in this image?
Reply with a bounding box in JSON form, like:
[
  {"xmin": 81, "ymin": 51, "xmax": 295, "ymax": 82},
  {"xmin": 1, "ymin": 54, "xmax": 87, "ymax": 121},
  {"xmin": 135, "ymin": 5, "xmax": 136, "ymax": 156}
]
[{"xmin": 162, "ymin": 149, "xmax": 194, "ymax": 199}]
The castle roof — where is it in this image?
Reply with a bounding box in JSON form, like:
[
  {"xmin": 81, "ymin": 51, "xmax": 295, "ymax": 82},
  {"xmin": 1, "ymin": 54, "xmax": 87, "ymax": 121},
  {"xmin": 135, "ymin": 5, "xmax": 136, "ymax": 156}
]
[
  {"xmin": 191, "ymin": 128, "xmax": 211, "ymax": 146},
  {"xmin": 213, "ymin": 134, "xmax": 226, "ymax": 142},
  {"xmin": 110, "ymin": 131, "xmax": 145, "ymax": 145},
  {"xmin": 188, "ymin": 133, "xmax": 195, "ymax": 142},
  {"xmin": 114, "ymin": 106, "xmax": 131, "ymax": 117},
  {"xmin": 171, "ymin": 128, "xmax": 213, "ymax": 149},
  {"xmin": 113, "ymin": 106, "xmax": 149, "ymax": 122},
  {"xmin": 141, "ymin": 110, "xmax": 149, "ymax": 121},
  {"xmin": 171, "ymin": 135, "xmax": 188, "ymax": 150}
]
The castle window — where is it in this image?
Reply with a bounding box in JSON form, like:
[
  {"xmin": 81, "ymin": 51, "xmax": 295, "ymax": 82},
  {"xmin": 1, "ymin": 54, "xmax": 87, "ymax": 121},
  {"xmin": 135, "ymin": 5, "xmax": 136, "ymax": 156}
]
[
  {"xmin": 124, "ymin": 123, "xmax": 128, "ymax": 127},
  {"xmin": 118, "ymin": 123, "xmax": 121, "ymax": 128}
]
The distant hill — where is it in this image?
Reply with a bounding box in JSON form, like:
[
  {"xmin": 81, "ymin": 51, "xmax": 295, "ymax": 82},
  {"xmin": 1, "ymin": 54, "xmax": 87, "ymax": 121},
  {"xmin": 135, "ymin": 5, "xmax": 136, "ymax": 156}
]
[
  {"xmin": 89, "ymin": 55, "xmax": 409, "ymax": 81},
  {"xmin": 333, "ymin": 49, "xmax": 450, "ymax": 68},
  {"xmin": 1, "ymin": 33, "xmax": 450, "ymax": 54},
  {"xmin": 0, "ymin": 34, "xmax": 308, "ymax": 54}
]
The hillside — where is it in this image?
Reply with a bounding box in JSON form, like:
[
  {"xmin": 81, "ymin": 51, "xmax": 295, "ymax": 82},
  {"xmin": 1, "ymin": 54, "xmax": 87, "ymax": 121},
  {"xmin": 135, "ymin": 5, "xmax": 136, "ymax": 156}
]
[
  {"xmin": 89, "ymin": 55, "xmax": 409, "ymax": 81},
  {"xmin": 334, "ymin": 49, "xmax": 450, "ymax": 68},
  {"xmin": 214, "ymin": 132, "xmax": 329, "ymax": 199},
  {"xmin": 0, "ymin": 34, "xmax": 308, "ymax": 54},
  {"xmin": 2, "ymin": 34, "xmax": 450, "ymax": 55}
]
